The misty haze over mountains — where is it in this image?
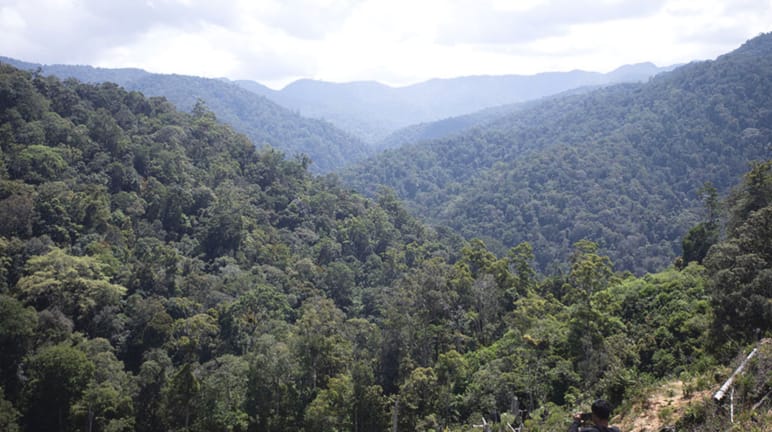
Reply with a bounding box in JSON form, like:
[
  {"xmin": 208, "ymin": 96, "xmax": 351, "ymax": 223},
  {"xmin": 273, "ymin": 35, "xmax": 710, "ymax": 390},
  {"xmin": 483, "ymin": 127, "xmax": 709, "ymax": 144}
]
[
  {"xmin": 233, "ymin": 62, "xmax": 677, "ymax": 143},
  {"xmin": 2, "ymin": 55, "xmax": 675, "ymax": 149}
]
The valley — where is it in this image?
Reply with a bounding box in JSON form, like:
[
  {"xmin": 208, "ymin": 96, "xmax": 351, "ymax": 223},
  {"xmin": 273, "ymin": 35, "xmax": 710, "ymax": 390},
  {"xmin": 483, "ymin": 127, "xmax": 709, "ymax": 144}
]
[{"xmin": 0, "ymin": 31, "xmax": 770, "ymax": 432}]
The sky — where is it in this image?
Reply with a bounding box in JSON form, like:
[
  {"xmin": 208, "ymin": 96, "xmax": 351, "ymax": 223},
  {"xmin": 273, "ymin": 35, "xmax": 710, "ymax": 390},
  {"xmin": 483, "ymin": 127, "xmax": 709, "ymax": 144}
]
[{"xmin": 1, "ymin": 0, "xmax": 771, "ymax": 89}]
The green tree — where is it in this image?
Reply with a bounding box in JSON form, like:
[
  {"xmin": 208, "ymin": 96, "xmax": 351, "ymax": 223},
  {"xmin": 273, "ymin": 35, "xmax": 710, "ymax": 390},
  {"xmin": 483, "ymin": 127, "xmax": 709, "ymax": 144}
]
[
  {"xmin": 167, "ymin": 313, "xmax": 220, "ymax": 364},
  {"xmin": 0, "ymin": 386, "xmax": 20, "ymax": 432},
  {"xmin": 706, "ymin": 207, "xmax": 772, "ymax": 350},
  {"xmin": 246, "ymin": 335, "xmax": 302, "ymax": 432},
  {"xmin": 682, "ymin": 182, "xmax": 720, "ymax": 265},
  {"xmin": 16, "ymin": 247, "xmax": 126, "ymax": 335},
  {"xmin": 682, "ymin": 222, "xmax": 719, "ymax": 265},
  {"xmin": 305, "ymin": 373, "xmax": 355, "ymax": 432},
  {"xmin": 568, "ymin": 240, "xmax": 614, "ymax": 301},
  {"xmin": 193, "ymin": 355, "xmax": 249, "ymax": 432},
  {"xmin": 0, "ymin": 294, "xmax": 37, "ymax": 398},
  {"xmin": 197, "ymin": 182, "xmax": 254, "ymax": 261},
  {"xmin": 566, "ymin": 241, "xmax": 617, "ymax": 388},
  {"xmin": 379, "ymin": 257, "xmax": 459, "ymax": 392},
  {"xmin": 508, "ymin": 242, "xmax": 536, "ymax": 298},
  {"xmin": 397, "ymin": 367, "xmax": 440, "ymax": 431},
  {"xmin": 10, "ymin": 144, "xmax": 68, "ymax": 184},
  {"xmin": 706, "ymin": 160, "xmax": 772, "ymax": 352},
  {"xmin": 31, "ymin": 182, "xmax": 80, "ymax": 242},
  {"xmin": 72, "ymin": 338, "xmax": 136, "ymax": 432},
  {"xmin": 22, "ymin": 343, "xmax": 95, "ymax": 432},
  {"xmin": 293, "ymin": 297, "xmax": 351, "ymax": 394},
  {"xmin": 162, "ymin": 363, "xmax": 200, "ymax": 431},
  {"xmin": 219, "ymin": 284, "xmax": 291, "ymax": 354},
  {"xmin": 0, "ymin": 186, "xmax": 35, "ymax": 238},
  {"xmin": 726, "ymin": 160, "xmax": 772, "ymax": 235},
  {"xmin": 434, "ymin": 349, "xmax": 469, "ymax": 426},
  {"xmin": 350, "ymin": 362, "xmax": 389, "ymax": 432},
  {"xmin": 344, "ymin": 318, "xmax": 389, "ymax": 432},
  {"xmin": 134, "ymin": 350, "xmax": 172, "ymax": 432},
  {"xmin": 128, "ymin": 237, "xmax": 181, "ymax": 297},
  {"xmin": 122, "ymin": 295, "xmax": 173, "ymax": 371}
]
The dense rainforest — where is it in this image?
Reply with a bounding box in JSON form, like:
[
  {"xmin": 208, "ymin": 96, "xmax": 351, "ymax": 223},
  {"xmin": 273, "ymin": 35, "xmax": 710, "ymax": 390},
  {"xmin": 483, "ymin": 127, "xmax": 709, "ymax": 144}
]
[
  {"xmin": 1, "ymin": 55, "xmax": 771, "ymax": 432},
  {"xmin": 0, "ymin": 56, "xmax": 370, "ymax": 174},
  {"xmin": 342, "ymin": 33, "xmax": 772, "ymax": 275}
]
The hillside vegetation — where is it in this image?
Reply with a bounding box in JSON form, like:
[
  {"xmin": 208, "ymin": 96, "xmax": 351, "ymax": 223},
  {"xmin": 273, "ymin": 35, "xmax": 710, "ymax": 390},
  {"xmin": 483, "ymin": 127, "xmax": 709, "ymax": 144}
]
[
  {"xmin": 343, "ymin": 33, "xmax": 772, "ymax": 275},
  {"xmin": 0, "ymin": 43, "xmax": 770, "ymax": 432},
  {"xmin": 0, "ymin": 57, "xmax": 369, "ymax": 173}
]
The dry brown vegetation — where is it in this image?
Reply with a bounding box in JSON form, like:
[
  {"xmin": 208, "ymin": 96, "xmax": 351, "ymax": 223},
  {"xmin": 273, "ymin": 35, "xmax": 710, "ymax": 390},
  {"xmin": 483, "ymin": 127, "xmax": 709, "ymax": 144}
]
[{"xmin": 613, "ymin": 380, "xmax": 712, "ymax": 432}]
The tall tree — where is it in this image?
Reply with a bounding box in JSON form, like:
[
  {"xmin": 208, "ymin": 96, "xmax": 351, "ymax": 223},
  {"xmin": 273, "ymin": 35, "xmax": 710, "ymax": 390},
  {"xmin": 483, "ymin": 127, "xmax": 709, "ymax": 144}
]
[
  {"xmin": 0, "ymin": 386, "xmax": 20, "ymax": 432},
  {"xmin": 22, "ymin": 343, "xmax": 95, "ymax": 432},
  {"xmin": 292, "ymin": 297, "xmax": 351, "ymax": 394},
  {"xmin": 246, "ymin": 335, "xmax": 302, "ymax": 432},
  {"xmin": 682, "ymin": 182, "xmax": 720, "ymax": 264},
  {"xmin": 193, "ymin": 355, "xmax": 250, "ymax": 432},
  {"xmin": 0, "ymin": 294, "xmax": 37, "ymax": 398},
  {"xmin": 162, "ymin": 363, "xmax": 200, "ymax": 431},
  {"xmin": 305, "ymin": 373, "xmax": 355, "ymax": 432},
  {"xmin": 72, "ymin": 338, "xmax": 136, "ymax": 432},
  {"xmin": 566, "ymin": 241, "xmax": 617, "ymax": 388},
  {"xmin": 16, "ymin": 247, "xmax": 126, "ymax": 335},
  {"xmin": 134, "ymin": 350, "xmax": 172, "ymax": 432},
  {"xmin": 705, "ymin": 160, "xmax": 772, "ymax": 353}
]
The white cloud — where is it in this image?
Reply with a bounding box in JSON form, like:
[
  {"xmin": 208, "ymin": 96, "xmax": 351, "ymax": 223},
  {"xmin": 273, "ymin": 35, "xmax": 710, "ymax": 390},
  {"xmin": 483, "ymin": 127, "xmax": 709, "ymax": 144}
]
[
  {"xmin": 95, "ymin": 25, "xmax": 240, "ymax": 77},
  {"xmin": 258, "ymin": 0, "xmax": 362, "ymax": 40},
  {"xmin": 434, "ymin": 0, "xmax": 669, "ymax": 45},
  {"xmin": 0, "ymin": 0, "xmax": 770, "ymax": 87}
]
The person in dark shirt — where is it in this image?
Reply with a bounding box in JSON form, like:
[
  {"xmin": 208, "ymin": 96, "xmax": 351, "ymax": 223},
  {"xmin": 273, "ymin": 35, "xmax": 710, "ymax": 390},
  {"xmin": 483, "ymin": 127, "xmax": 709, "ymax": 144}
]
[{"xmin": 568, "ymin": 399, "xmax": 620, "ymax": 432}]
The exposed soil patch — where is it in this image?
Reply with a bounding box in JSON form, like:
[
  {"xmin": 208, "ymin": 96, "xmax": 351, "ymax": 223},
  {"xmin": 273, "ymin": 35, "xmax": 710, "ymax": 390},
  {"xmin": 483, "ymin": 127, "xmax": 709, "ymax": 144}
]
[{"xmin": 613, "ymin": 380, "xmax": 712, "ymax": 432}]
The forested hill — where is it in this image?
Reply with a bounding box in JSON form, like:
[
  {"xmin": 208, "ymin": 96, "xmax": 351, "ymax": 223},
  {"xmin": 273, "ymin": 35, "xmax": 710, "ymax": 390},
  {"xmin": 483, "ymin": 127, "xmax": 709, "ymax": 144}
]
[
  {"xmin": 374, "ymin": 85, "xmax": 602, "ymax": 152},
  {"xmin": 1, "ymin": 62, "xmax": 770, "ymax": 432},
  {"xmin": 343, "ymin": 32, "xmax": 772, "ymax": 274},
  {"xmin": 234, "ymin": 63, "xmax": 674, "ymax": 143},
  {"xmin": 374, "ymin": 102, "xmax": 528, "ymax": 152},
  {"xmin": 0, "ymin": 57, "xmax": 369, "ymax": 173},
  {"xmin": 0, "ymin": 62, "xmax": 457, "ymax": 431}
]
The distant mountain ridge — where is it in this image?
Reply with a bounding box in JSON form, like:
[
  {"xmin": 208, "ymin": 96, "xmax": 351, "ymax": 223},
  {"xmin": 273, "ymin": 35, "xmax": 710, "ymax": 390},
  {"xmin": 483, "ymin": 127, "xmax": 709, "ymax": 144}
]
[
  {"xmin": 0, "ymin": 56, "xmax": 370, "ymax": 173},
  {"xmin": 233, "ymin": 62, "xmax": 677, "ymax": 143},
  {"xmin": 375, "ymin": 85, "xmax": 604, "ymax": 151},
  {"xmin": 342, "ymin": 32, "xmax": 772, "ymax": 274},
  {"xmin": 1, "ymin": 56, "xmax": 676, "ymax": 157}
]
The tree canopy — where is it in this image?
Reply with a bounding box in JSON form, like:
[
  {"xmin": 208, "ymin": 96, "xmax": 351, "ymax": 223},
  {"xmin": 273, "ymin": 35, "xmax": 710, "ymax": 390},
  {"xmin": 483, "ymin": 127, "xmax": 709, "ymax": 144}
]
[
  {"xmin": 1, "ymin": 33, "xmax": 771, "ymax": 431},
  {"xmin": 343, "ymin": 33, "xmax": 772, "ymax": 275}
]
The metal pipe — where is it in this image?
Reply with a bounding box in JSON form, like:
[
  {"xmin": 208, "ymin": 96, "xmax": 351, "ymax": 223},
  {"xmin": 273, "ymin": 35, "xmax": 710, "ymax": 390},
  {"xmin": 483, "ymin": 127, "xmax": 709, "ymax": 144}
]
[
  {"xmin": 713, "ymin": 347, "xmax": 758, "ymax": 402},
  {"xmin": 730, "ymin": 387, "xmax": 734, "ymax": 423}
]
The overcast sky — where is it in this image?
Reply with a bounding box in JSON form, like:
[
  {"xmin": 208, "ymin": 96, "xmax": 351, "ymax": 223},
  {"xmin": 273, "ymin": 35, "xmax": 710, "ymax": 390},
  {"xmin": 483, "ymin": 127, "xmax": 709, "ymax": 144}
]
[{"xmin": 1, "ymin": 0, "xmax": 770, "ymax": 89}]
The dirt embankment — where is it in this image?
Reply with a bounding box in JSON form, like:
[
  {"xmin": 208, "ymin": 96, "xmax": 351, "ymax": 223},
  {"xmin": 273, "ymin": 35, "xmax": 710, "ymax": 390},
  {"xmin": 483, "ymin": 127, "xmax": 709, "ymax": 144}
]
[
  {"xmin": 613, "ymin": 380, "xmax": 712, "ymax": 432},
  {"xmin": 614, "ymin": 339, "xmax": 772, "ymax": 432}
]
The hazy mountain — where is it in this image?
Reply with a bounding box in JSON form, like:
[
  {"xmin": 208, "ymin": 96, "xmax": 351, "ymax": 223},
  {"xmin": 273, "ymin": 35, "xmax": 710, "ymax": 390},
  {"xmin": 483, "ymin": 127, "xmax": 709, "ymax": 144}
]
[
  {"xmin": 0, "ymin": 56, "xmax": 370, "ymax": 173},
  {"xmin": 234, "ymin": 63, "xmax": 676, "ymax": 143},
  {"xmin": 375, "ymin": 85, "xmax": 603, "ymax": 151},
  {"xmin": 342, "ymin": 33, "xmax": 772, "ymax": 274},
  {"xmin": 0, "ymin": 56, "xmax": 152, "ymax": 83}
]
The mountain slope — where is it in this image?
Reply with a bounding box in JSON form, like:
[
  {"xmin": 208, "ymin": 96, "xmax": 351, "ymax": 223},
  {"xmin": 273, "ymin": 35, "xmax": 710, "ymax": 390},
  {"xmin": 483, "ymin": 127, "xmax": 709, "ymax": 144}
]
[
  {"xmin": 342, "ymin": 33, "xmax": 772, "ymax": 274},
  {"xmin": 375, "ymin": 85, "xmax": 602, "ymax": 151},
  {"xmin": 0, "ymin": 56, "xmax": 369, "ymax": 173},
  {"xmin": 0, "ymin": 62, "xmax": 465, "ymax": 431},
  {"xmin": 1, "ymin": 61, "xmax": 768, "ymax": 432},
  {"xmin": 235, "ymin": 63, "xmax": 675, "ymax": 143}
]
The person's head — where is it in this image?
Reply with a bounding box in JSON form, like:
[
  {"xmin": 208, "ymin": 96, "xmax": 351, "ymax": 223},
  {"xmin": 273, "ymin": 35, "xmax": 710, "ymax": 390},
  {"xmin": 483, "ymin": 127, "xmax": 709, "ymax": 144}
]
[{"xmin": 591, "ymin": 399, "xmax": 612, "ymax": 422}]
